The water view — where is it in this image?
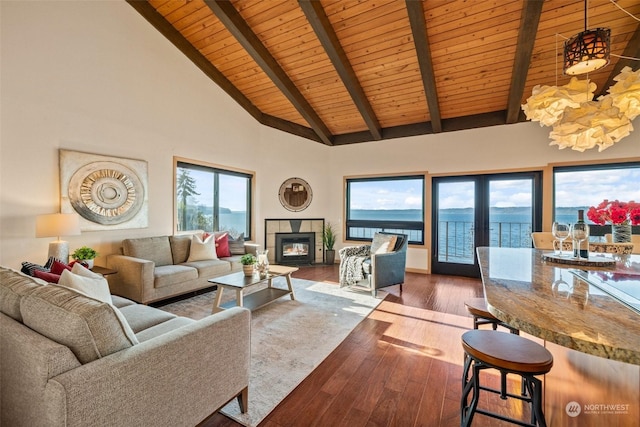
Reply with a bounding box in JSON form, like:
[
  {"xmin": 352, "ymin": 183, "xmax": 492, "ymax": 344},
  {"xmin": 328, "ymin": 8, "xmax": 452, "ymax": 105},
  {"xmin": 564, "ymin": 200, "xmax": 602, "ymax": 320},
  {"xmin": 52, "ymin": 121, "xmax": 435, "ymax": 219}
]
[{"xmin": 350, "ymin": 207, "xmax": 601, "ymax": 264}]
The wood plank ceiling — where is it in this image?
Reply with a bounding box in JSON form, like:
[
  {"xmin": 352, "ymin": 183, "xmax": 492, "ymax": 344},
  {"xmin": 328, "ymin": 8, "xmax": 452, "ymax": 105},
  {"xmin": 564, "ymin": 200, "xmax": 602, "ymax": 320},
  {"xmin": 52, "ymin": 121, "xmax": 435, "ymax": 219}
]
[{"xmin": 129, "ymin": 0, "xmax": 640, "ymax": 146}]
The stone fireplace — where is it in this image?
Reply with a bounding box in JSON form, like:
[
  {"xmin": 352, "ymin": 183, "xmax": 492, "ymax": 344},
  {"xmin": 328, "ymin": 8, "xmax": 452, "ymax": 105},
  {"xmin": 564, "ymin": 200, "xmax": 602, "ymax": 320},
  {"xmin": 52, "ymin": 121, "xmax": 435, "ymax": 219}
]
[
  {"xmin": 265, "ymin": 218, "xmax": 324, "ymax": 265},
  {"xmin": 275, "ymin": 232, "xmax": 315, "ymax": 265}
]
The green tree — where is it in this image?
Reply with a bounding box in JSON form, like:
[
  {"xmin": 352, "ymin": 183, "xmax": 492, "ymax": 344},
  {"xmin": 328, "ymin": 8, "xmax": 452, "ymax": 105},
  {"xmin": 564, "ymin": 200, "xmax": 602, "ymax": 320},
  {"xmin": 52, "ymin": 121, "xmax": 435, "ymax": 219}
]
[
  {"xmin": 176, "ymin": 169, "xmax": 200, "ymax": 231},
  {"xmin": 195, "ymin": 209, "xmax": 212, "ymax": 231}
]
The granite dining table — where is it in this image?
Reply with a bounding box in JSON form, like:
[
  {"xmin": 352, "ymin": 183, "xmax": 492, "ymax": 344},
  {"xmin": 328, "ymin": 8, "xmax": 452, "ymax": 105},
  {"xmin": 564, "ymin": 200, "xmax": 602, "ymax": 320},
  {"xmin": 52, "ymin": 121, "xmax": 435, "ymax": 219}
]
[{"xmin": 476, "ymin": 246, "xmax": 640, "ymax": 426}]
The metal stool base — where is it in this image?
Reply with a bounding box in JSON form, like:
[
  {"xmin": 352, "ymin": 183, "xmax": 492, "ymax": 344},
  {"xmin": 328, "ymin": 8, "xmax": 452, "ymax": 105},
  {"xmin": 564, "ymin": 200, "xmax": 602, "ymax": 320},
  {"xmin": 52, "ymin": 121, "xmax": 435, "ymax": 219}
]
[{"xmin": 461, "ymin": 353, "xmax": 547, "ymax": 427}]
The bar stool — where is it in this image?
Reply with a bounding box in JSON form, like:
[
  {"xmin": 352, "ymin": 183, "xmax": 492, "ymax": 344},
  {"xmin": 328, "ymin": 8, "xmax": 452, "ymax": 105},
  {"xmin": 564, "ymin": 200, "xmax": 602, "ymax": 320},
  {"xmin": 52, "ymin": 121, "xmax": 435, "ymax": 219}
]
[
  {"xmin": 465, "ymin": 298, "xmax": 525, "ymax": 397},
  {"xmin": 464, "ymin": 298, "xmax": 519, "ymax": 334},
  {"xmin": 460, "ymin": 330, "xmax": 553, "ymax": 427}
]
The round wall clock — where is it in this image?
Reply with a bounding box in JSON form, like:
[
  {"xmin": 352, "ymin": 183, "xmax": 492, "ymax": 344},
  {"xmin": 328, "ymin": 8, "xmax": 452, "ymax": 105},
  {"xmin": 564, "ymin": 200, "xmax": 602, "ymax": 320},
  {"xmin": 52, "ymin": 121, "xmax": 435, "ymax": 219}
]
[{"xmin": 278, "ymin": 178, "xmax": 312, "ymax": 212}]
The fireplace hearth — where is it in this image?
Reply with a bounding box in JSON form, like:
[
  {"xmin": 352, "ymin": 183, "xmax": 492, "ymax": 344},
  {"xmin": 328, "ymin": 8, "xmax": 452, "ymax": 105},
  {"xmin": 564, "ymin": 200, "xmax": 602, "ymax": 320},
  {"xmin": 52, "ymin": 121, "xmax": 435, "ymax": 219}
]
[
  {"xmin": 275, "ymin": 232, "xmax": 315, "ymax": 265},
  {"xmin": 265, "ymin": 219, "xmax": 324, "ymax": 265}
]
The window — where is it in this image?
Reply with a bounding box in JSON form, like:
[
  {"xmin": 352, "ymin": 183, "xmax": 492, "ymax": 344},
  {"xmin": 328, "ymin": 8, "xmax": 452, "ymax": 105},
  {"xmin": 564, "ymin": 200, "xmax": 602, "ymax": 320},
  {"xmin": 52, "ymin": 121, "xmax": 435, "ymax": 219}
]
[
  {"xmin": 346, "ymin": 175, "xmax": 425, "ymax": 244},
  {"xmin": 175, "ymin": 159, "xmax": 253, "ymax": 239},
  {"xmin": 553, "ymin": 162, "xmax": 640, "ymax": 239}
]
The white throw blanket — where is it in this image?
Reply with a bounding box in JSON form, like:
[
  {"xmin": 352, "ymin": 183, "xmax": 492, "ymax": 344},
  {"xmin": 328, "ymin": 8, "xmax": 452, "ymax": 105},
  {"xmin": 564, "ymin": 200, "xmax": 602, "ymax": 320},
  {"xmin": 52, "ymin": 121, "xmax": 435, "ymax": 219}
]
[{"xmin": 338, "ymin": 245, "xmax": 370, "ymax": 287}]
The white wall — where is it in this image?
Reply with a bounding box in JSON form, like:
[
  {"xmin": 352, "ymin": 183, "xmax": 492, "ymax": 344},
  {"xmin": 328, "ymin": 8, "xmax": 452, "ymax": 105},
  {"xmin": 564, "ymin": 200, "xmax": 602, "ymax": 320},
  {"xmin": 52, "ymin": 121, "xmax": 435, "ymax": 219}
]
[
  {"xmin": 1, "ymin": 0, "xmax": 638, "ymax": 272},
  {"xmin": 0, "ymin": 0, "xmax": 332, "ymax": 269}
]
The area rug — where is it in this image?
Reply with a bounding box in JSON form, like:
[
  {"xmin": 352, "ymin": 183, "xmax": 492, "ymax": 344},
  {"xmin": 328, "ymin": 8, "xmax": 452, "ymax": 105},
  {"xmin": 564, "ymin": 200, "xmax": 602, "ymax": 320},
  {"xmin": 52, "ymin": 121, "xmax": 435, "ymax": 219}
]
[{"xmin": 158, "ymin": 278, "xmax": 384, "ymax": 427}]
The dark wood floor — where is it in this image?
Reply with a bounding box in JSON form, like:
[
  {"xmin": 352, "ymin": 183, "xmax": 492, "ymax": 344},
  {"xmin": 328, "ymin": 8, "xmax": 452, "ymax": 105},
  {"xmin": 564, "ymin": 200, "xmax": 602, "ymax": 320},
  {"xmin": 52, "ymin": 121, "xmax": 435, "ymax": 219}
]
[{"xmin": 198, "ymin": 265, "xmax": 527, "ymax": 427}]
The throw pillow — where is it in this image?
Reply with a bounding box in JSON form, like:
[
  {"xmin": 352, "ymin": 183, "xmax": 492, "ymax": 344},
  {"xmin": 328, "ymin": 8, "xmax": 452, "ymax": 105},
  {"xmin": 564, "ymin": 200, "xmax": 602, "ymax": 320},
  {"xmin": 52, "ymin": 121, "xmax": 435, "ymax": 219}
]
[
  {"xmin": 187, "ymin": 234, "xmax": 218, "ymax": 262},
  {"xmin": 50, "ymin": 259, "xmax": 72, "ymax": 275},
  {"xmin": 228, "ymin": 232, "xmax": 245, "ymax": 255},
  {"xmin": 43, "ymin": 256, "xmax": 58, "ymax": 270},
  {"xmin": 215, "ymin": 232, "xmax": 231, "ymax": 258},
  {"xmin": 71, "ymin": 262, "xmax": 103, "ymax": 279},
  {"xmin": 370, "ymin": 233, "xmax": 398, "ymax": 254},
  {"xmin": 58, "ymin": 268, "xmax": 113, "ymax": 305},
  {"xmin": 20, "ymin": 261, "xmax": 48, "ymax": 277},
  {"xmin": 33, "ymin": 270, "xmax": 61, "ymax": 283}
]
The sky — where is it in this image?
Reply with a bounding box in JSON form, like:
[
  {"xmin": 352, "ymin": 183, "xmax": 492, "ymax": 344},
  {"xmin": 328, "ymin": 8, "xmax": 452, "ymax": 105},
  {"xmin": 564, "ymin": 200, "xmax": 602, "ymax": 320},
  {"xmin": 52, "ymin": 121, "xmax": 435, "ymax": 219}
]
[
  {"xmin": 182, "ymin": 168, "xmax": 248, "ymax": 211},
  {"xmin": 437, "ymin": 169, "xmax": 640, "ymax": 210},
  {"xmin": 184, "ymin": 166, "xmax": 640, "ymax": 211},
  {"xmin": 349, "ymin": 178, "xmax": 424, "ymax": 210}
]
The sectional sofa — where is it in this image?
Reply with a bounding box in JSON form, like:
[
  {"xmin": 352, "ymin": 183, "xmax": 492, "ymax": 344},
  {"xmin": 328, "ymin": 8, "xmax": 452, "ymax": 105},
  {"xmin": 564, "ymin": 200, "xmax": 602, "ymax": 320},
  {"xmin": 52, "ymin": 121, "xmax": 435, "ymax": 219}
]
[{"xmin": 0, "ymin": 266, "xmax": 251, "ymax": 426}]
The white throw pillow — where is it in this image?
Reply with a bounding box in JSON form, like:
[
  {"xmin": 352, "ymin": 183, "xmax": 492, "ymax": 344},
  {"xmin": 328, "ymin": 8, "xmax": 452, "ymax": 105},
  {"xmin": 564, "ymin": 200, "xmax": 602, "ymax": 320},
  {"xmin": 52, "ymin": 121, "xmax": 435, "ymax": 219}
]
[
  {"xmin": 71, "ymin": 262, "xmax": 103, "ymax": 279},
  {"xmin": 187, "ymin": 234, "xmax": 218, "ymax": 262},
  {"xmin": 58, "ymin": 268, "xmax": 113, "ymax": 305},
  {"xmin": 370, "ymin": 233, "xmax": 398, "ymax": 254}
]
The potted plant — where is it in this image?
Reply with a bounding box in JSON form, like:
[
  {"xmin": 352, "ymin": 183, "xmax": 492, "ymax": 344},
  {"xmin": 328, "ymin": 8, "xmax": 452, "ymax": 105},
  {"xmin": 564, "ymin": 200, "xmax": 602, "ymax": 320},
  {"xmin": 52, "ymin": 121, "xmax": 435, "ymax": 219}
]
[
  {"xmin": 71, "ymin": 246, "xmax": 98, "ymax": 269},
  {"xmin": 323, "ymin": 222, "xmax": 337, "ymax": 264},
  {"xmin": 587, "ymin": 199, "xmax": 640, "ymax": 243},
  {"xmin": 240, "ymin": 253, "xmax": 257, "ymax": 276}
]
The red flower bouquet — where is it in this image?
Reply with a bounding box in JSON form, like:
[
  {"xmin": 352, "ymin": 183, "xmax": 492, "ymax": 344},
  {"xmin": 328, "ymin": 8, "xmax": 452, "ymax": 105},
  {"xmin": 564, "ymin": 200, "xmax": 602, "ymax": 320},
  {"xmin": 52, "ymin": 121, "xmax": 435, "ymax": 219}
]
[{"xmin": 587, "ymin": 200, "xmax": 640, "ymax": 225}]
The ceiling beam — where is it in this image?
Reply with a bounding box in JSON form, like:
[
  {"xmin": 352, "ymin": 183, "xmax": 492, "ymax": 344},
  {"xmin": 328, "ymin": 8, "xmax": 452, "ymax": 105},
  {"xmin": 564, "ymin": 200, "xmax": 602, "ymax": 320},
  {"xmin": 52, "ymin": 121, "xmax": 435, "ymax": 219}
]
[
  {"xmin": 597, "ymin": 23, "xmax": 640, "ymax": 99},
  {"xmin": 261, "ymin": 115, "xmax": 322, "ymax": 143},
  {"xmin": 506, "ymin": 0, "xmax": 544, "ymax": 124},
  {"xmin": 205, "ymin": 0, "xmax": 334, "ymax": 146},
  {"xmin": 406, "ymin": 0, "xmax": 442, "ymax": 133},
  {"xmin": 332, "ymin": 111, "xmax": 516, "ymax": 145},
  {"xmin": 299, "ymin": 0, "xmax": 382, "ymax": 140},
  {"xmin": 125, "ymin": 0, "xmax": 262, "ymax": 122}
]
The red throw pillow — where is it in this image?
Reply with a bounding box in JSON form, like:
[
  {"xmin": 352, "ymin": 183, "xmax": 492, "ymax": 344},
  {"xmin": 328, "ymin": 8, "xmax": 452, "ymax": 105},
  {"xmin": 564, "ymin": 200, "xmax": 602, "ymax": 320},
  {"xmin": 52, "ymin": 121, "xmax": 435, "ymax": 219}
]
[
  {"xmin": 215, "ymin": 232, "xmax": 231, "ymax": 258},
  {"xmin": 33, "ymin": 269, "xmax": 61, "ymax": 284},
  {"xmin": 50, "ymin": 259, "xmax": 72, "ymax": 275}
]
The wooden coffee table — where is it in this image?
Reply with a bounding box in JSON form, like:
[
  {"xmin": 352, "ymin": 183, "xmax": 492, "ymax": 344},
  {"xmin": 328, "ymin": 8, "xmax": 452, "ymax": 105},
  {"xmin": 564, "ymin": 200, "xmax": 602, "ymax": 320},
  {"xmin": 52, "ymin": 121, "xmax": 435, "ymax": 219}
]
[{"xmin": 209, "ymin": 265, "xmax": 298, "ymax": 313}]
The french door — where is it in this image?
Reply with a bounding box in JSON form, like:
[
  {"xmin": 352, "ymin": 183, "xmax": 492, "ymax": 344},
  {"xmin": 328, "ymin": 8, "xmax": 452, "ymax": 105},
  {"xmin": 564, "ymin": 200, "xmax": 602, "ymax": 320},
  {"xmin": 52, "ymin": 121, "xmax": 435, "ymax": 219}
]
[{"xmin": 431, "ymin": 172, "xmax": 542, "ymax": 277}]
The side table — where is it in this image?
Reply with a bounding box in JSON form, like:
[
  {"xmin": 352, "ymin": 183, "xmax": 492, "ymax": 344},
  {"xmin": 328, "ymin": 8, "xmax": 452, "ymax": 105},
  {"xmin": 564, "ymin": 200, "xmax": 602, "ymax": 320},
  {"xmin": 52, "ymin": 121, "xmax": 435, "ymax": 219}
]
[{"xmin": 91, "ymin": 265, "xmax": 117, "ymax": 276}]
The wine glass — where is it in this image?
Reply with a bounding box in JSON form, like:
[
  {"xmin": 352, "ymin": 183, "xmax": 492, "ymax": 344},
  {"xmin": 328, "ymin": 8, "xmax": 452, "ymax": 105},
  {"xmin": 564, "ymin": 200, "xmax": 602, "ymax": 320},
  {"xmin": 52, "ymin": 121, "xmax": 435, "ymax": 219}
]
[
  {"xmin": 570, "ymin": 223, "xmax": 590, "ymax": 260},
  {"xmin": 552, "ymin": 222, "xmax": 570, "ymax": 257}
]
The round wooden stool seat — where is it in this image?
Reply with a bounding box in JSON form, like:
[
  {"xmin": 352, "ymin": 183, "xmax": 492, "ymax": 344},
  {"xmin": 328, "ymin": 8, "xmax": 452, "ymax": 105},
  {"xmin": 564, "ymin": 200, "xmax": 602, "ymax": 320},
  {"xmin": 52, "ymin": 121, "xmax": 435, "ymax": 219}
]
[
  {"xmin": 462, "ymin": 330, "xmax": 553, "ymax": 374},
  {"xmin": 464, "ymin": 298, "xmax": 519, "ymax": 334},
  {"xmin": 460, "ymin": 330, "xmax": 553, "ymax": 427},
  {"xmin": 464, "ymin": 297, "xmax": 496, "ymax": 319}
]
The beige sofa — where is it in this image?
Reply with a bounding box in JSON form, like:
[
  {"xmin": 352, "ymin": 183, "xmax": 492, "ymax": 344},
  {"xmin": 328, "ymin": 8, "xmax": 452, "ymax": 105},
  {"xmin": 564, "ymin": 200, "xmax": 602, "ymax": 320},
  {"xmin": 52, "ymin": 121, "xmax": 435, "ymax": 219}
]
[
  {"xmin": 106, "ymin": 234, "xmax": 258, "ymax": 304},
  {"xmin": 0, "ymin": 266, "xmax": 250, "ymax": 427}
]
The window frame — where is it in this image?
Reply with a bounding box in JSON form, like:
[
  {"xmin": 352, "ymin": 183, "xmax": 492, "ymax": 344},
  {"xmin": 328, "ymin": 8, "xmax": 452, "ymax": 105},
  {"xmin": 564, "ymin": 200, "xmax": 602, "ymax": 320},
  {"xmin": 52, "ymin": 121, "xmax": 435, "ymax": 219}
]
[
  {"xmin": 345, "ymin": 174, "xmax": 426, "ymax": 245},
  {"xmin": 552, "ymin": 161, "xmax": 640, "ymax": 239},
  {"xmin": 174, "ymin": 157, "xmax": 254, "ymax": 239}
]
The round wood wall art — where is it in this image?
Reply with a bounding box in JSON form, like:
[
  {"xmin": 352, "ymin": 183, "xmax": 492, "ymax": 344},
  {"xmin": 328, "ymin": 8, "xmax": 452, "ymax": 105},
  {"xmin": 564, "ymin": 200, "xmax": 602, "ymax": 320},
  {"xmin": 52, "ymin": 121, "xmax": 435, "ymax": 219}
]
[
  {"xmin": 279, "ymin": 178, "xmax": 312, "ymax": 212},
  {"xmin": 68, "ymin": 161, "xmax": 145, "ymax": 225}
]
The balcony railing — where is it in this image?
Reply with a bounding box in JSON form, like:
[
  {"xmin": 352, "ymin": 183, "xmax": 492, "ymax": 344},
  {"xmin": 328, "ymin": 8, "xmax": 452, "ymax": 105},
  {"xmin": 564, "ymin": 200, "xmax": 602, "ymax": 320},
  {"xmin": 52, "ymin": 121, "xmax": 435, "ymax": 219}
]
[{"xmin": 438, "ymin": 221, "xmax": 532, "ymax": 263}]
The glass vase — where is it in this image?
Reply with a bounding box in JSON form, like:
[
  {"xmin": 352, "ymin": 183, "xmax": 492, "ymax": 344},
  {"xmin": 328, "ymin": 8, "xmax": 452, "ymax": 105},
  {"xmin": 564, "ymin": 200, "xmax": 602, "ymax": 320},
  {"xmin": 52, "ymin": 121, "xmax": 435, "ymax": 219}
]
[
  {"xmin": 256, "ymin": 249, "xmax": 269, "ymax": 279},
  {"xmin": 612, "ymin": 223, "xmax": 632, "ymax": 243}
]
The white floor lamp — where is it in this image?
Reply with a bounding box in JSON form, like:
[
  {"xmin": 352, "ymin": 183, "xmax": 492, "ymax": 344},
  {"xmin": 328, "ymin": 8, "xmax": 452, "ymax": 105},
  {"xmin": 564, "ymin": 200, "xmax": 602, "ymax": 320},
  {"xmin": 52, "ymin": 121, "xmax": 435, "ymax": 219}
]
[{"xmin": 36, "ymin": 213, "xmax": 81, "ymax": 262}]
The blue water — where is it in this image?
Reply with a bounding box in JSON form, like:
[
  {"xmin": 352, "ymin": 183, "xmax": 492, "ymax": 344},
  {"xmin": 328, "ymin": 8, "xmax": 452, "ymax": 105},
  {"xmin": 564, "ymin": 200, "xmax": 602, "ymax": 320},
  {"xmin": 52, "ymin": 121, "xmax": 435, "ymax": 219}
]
[
  {"xmin": 219, "ymin": 212, "xmax": 247, "ymax": 235},
  {"xmin": 192, "ymin": 207, "xmax": 594, "ymax": 252},
  {"xmin": 351, "ymin": 207, "xmax": 595, "ymax": 262},
  {"xmin": 351, "ymin": 206, "xmax": 589, "ymax": 224},
  {"xmin": 180, "ymin": 209, "xmax": 248, "ymax": 236}
]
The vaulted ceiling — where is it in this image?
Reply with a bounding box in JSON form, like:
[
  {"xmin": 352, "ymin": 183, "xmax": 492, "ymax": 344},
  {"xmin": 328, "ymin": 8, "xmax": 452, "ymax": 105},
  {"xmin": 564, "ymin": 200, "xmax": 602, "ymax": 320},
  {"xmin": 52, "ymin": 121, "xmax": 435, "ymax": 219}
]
[{"xmin": 129, "ymin": 0, "xmax": 640, "ymax": 146}]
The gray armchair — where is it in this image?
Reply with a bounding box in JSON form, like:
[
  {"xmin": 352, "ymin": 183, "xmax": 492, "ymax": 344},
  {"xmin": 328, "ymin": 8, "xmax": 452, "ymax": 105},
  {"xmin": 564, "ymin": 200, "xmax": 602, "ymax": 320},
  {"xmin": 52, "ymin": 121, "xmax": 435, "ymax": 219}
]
[{"xmin": 338, "ymin": 232, "xmax": 408, "ymax": 297}]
